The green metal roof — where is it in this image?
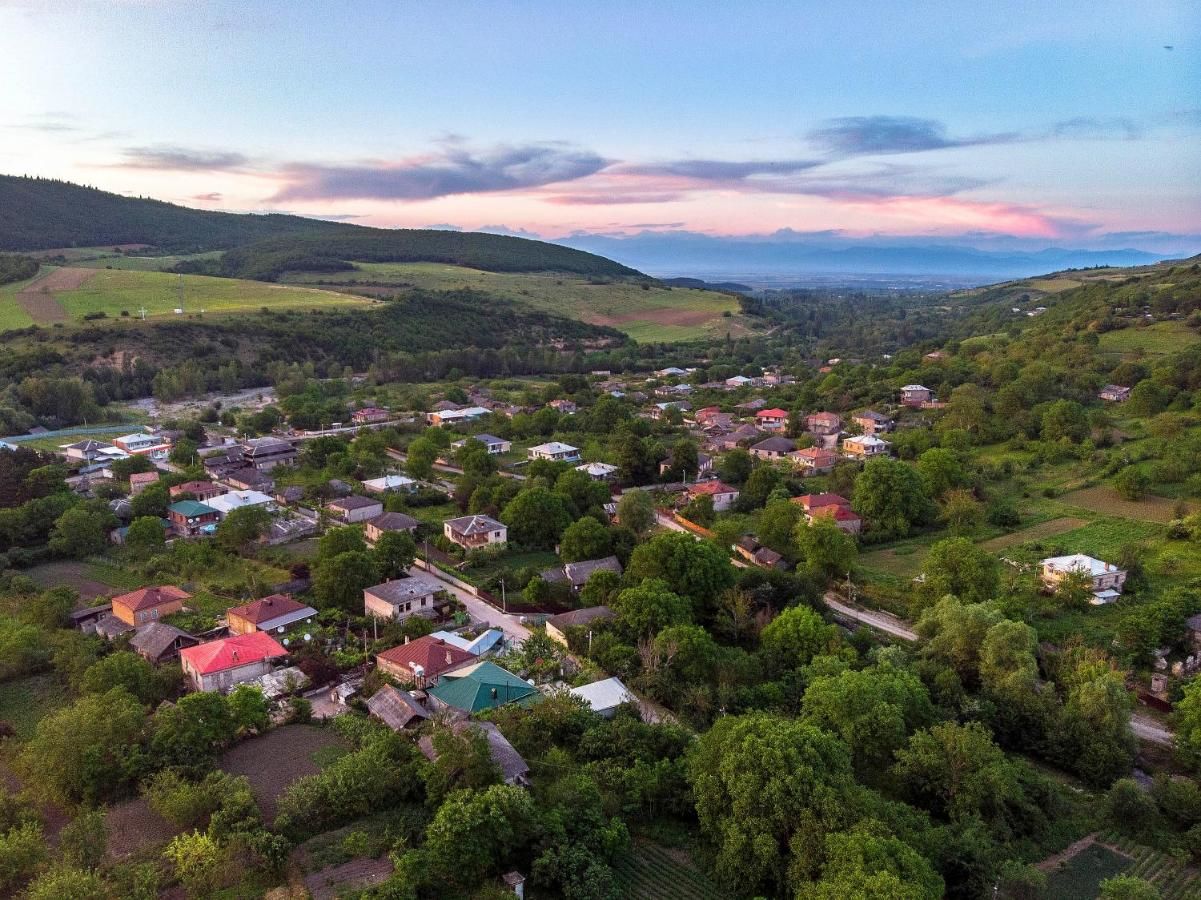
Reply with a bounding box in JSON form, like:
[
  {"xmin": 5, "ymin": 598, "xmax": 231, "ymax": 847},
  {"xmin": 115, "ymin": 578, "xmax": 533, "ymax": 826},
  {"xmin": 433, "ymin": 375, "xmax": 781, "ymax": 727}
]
[
  {"xmin": 427, "ymin": 661, "xmax": 539, "ymax": 713},
  {"xmin": 168, "ymin": 500, "xmax": 217, "ymax": 517}
]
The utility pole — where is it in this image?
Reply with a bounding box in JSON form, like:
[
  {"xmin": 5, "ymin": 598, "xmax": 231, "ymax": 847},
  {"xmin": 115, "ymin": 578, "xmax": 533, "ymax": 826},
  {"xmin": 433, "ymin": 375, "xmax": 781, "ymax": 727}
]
[
  {"xmin": 500, "ymin": 579, "xmax": 506, "ymax": 614},
  {"xmin": 177, "ymin": 273, "xmax": 184, "ymax": 314}
]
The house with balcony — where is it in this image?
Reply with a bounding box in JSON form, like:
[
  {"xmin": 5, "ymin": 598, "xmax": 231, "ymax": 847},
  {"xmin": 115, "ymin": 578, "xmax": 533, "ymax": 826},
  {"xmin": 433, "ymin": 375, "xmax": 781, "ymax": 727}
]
[
  {"xmin": 167, "ymin": 499, "xmax": 220, "ymax": 537},
  {"xmin": 842, "ymin": 435, "xmax": 891, "ymax": 460},
  {"xmin": 900, "ymin": 385, "xmax": 933, "ymax": 407},
  {"xmin": 755, "ymin": 408, "xmax": 790, "ymax": 431},
  {"xmin": 1040, "ymin": 554, "xmax": 1127, "ymax": 604},
  {"xmin": 852, "ymin": 410, "xmax": 894, "ymax": 435}
]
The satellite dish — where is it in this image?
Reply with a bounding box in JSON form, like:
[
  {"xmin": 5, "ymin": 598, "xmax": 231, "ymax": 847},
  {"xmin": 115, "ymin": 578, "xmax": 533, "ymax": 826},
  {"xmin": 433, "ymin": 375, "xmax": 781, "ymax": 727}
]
[
  {"xmin": 282, "ymin": 638, "xmax": 290, "ymax": 647},
  {"xmin": 277, "ymin": 626, "xmax": 285, "ymax": 633},
  {"xmin": 303, "ymin": 633, "xmax": 312, "ymax": 642}
]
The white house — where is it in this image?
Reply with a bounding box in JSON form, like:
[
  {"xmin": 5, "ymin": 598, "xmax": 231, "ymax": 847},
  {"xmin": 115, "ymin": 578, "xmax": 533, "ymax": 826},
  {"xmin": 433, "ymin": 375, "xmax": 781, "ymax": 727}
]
[
  {"xmin": 444, "ymin": 514, "xmax": 508, "ymax": 549},
  {"xmin": 569, "ymin": 677, "xmax": 638, "ymax": 718},
  {"xmin": 364, "ymin": 575, "xmax": 446, "ymax": 621},
  {"xmin": 451, "ymin": 434, "xmax": 511, "ymax": 454},
  {"xmin": 528, "ymin": 442, "xmax": 581, "ymax": 462},
  {"xmin": 113, "ymin": 432, "xmax": 171, "ymax": 457},
  {"xmin": 576, "ymin": 461, "xmax": 619, "ymax": 481},
  {"xmin": 426, "ymin": 406, "xmax": 490, "ymax": 427},
  {"xmin": 206, "ymin": 490, "xmax": 274, "ymax": 518},
  {"xmin": 842, "ymin": 435, "xmax": 891, "ymax": 460},
  {"xmin": 362, "ymin": 474, "xmax": 419, "ymax": 494},
  {"xmin": 1040, "ymin": 554, "xmax": 1128, "ymax": 604}
]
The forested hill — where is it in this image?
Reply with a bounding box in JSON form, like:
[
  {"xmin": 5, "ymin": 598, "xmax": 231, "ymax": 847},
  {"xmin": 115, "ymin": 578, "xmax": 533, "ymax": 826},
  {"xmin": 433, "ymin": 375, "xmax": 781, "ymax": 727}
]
[
  {"xmin": 0, "ymin": 175, "xmax": 645, "ymax": 279},
  {"xmin": 0, "ymin": 175, "xmax": 352, "ymax": 252}
]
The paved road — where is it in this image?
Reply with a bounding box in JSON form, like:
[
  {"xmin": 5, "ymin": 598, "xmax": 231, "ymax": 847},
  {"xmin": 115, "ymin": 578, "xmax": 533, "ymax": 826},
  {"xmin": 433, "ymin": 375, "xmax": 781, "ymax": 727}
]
[
  {"xmin": 409, "ymin": 565, "xmax": 532, "ymax": 645},
  {"xmin": 822, "ymin": 591, "xmax": 918, "ymax": 642},
  {"xmin": 1130, "ymin": 712, "xmax": 1174, "ymax": 747}
]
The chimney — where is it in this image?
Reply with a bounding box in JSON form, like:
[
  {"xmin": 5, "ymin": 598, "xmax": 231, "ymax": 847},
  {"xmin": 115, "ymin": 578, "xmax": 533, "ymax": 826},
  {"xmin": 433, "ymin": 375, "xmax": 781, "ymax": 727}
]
[
  {"xmin": 446, "ymin": 650, "xmax": 452, "ymax": 665},
  {"xmin": 404, "ymin": 635, "xmax": 410, "ymax": 644}
]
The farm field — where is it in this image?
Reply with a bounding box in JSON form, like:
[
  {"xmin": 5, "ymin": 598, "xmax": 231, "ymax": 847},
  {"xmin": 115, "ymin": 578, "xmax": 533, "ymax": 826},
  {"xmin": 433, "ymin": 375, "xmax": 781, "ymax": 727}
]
[
  {"xmin": 0, "ymin": 269, "xmax": 40, "ymax": 330},
  {"xmin": 28, "ymin": 267, "xmax": 371, "ymax": 323},
  {"xmin": 1059, "ymin": 485, "xmax": 1193, "ymax": 523},
  {"xmin": 979, "ymin": 517, "xmax": 1090, "ymax": 552},
  {"xmin": 1098, "ymin": 321, "xmax": 1201, "ymax": 357},
  {"xmin": 1043, "ymin": 842, "xmax": 1131, "ymax": 900},
  {"xmin": 22, "ymin": 559, "xmax": 138, "ymax": 602},
  {"xmin": 219, "ymin": 724, "xmax": 350, "ymax": 820},
  {"xmin": 612, "ymin": 841, "xmax": 725, "ymax": 900},
  {"xmin": 286, "ymin": 261, "xmax": 750, "ymax": 341},
  {"xmin": 70, "ymin": 250, "xmax": 223, "ymax": 271}
]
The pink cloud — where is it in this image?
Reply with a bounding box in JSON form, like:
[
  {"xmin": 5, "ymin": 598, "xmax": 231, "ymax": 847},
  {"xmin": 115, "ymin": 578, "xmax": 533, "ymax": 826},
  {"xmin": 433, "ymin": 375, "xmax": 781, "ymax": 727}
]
[{"xmin": 833, "ymin": 194, "xmax": 1067, "ymax": 237}]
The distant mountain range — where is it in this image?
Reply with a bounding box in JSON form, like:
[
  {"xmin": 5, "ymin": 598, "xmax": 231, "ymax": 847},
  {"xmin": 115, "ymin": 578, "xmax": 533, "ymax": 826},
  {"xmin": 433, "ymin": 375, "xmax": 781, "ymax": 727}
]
[{"xmin": 554, "ymin": 231, "xmax": 1174, "ymax": 282}]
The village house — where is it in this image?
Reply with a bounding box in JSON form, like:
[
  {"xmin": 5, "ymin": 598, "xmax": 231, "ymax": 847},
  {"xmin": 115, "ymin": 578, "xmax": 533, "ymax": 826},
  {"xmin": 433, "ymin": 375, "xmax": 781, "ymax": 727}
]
[
  {"xmin": 113, "ymin": 432, "xmax": 171, "ymax": 457},
  {"xmin": 735, "ymin": 398, "xmax": 768, "ymax": 412},
  {"xmin": 426, "ymin": 661, "xmax": 540, "ymax": 715},
  {"xmin": 376, "ymin": 634, "xmax": 476, "ymax": 687},
  {"xmin": 444, "ymin": 514, "xmax": 507, "ymax": 549},
  {"xmin": 351, "ymin": 407, "xmax": 391, "ymax": 425},
  {"xmin": 540, "ymin": 556, "xmax": 623, "ymax": 593},
  {"xmin": 366, "ymin": 685, "xmax": 430, "ymax": 730},
  {"xmin": 545, "ymin": 605, "xmax": 614, "ymax": 647},
  {"xmin": 128, "ymin": 471, "xmax": 159, "ymax": 496},
  {"xmin": 842, "ymin": 434, "xmax": 891, "ymax": 460},
  {"xmin": 805, "ymin": 412, "xmax": 842, "ymax": 436},
  {"xmin": 451, "ymin": 433, "xmax": 511, "ymax": 454},
  {"xmin": 364, "ymin": 574, "xmax": 446, "ymax": 622},
  {"xmin": 420, "ymin": 719, "xmax": 531, "ymax": 786},
  {"xmin": 528, "ymin": 441, "xmax": 581, "ymax": 462},
  {"xmin": 734, "ymin": 536, "xmax": 787, "ymax": 569},
  {"xmin": 327, "ymin": 495, "xmax": 384, "ymax": 523},
  {"xmin": 239, "ymin": 437, "xmax": 297, "ymax": 471},
  {"xmin": 180, "ymin": 631, "xmax": 288, "ymax": 692},
  {"xmin": 61, "ymin": 440, "xmax": 126, "ymax": 464},
  {"xmin": 365, "ymin": 512, "xmax": 420, "ymax": 544},
  {"xmin": 725, "ymin": 375, "xmax": 754, "ymax": 389},
  {"xmin": 793, "ymin": 493, "xmax": 862, "ymax": 535},
  {"xmin": 362, "ymin": 474, "xmax": 419, "ymax": 494},
  {"xmin": 686, "ymin": 479, "xmax": 740, "ymax": 511},
  {"xmin": 708, "ymin": 423, "xmax": 762, "ymax": 451},
  {"xmin": 226, "ymin": 594, "xmax": 318, "ymax": 636},
  {"xmin": 111, "ymin": 585, "xmax": 191, "ymax": 627},
  {"xmin": 224, "ymin": 467, "xmax": 274, "ymax": 493},
  {"xmin": 852, "ymin": 410, "xmax": 895, "ymax": 435},
  {"xmin": 659, "ymin": 449, "xmax": 713, "ymax": 478},
  {"xmin": 575, "ymin": 461, "xmax": 619, "ymax": 481},
  {"xmin": 900, "ymin": 385, "xmax": 933, "ymax": 407},
  {"xmin": 426, "ymin": 406, "xmax": 490, "ymax": 427},
  {"xmin": 130, "ymin": 622, "xmax": 199, "ymax": 665},
  {"xmin": 1040, "ymin": 554, "xmax": 1128, "ymax": 604},
  {"xmin": 569, "ymin": 677, "xmax": 638, "ymax": 719},
  {"xmin": 789, "ymin": 445, "xmax": 837, "ymax": 475},
  {"xmin": 1100, "ymin": 384, "xmax": 1132, "ymax": 403},
  {"xmin": 650, "ymin": 401, "xmax": 691, "ymax": 420},
  {"xmin": 207, "ymin": 490, "xmax": 274, "ymax": 518},
  {"xmin": 755, "ymin": 408, "xmax": 790, "ymax": 431},
  {"xmin": 655, "ymin": 366, "xmax": 688, "ymax": 378},
  {"xmin": 750, "ymin": 436, "xmax": 796, "ymax": 460},
  {"xmin": 924, "ymin": 350, "xmax": 949, "ymax": 362},
  {"xmin": 547, "ymin": 399, "xmax": 577, "ymax": 414},
  {"xmin": 274, "ymin": 485, "xmax": 305, "ymax": 506},
  {"xmin": 167, "ymin": 499, "xmax": 220, "ymax": 537}
]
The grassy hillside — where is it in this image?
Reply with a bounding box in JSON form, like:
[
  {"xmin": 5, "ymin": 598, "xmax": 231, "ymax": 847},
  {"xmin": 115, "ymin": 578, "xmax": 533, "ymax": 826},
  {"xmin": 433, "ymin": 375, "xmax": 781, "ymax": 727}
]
[
  {"xmin": 0, "ymin": 266, "xmax": 372, "ymax": 327},
  {"xmin": 285, "ymin": 261, "xmax": 750, "ymax": 341}
]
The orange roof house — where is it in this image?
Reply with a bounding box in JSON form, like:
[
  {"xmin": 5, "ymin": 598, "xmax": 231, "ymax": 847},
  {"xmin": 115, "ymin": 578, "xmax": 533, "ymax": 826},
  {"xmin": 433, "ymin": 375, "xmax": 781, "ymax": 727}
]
[{"xmin": 111, "ymin": 585, "xmax": 191, "ymax": 627}]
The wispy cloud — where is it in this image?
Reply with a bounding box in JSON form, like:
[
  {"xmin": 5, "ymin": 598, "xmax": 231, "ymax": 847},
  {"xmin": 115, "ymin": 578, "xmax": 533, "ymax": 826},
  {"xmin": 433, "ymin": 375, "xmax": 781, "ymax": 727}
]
[
  {"xmin": 191, "ymin": 192, "xmax": 223, "ymax": 202},
  {"xmin": 118, "ymin": 145, "xmax": 251, "ymax": 171},
  {"xmin": 621, "ymin": 158, "xmax": 822, "ymax": 180},
  {"xmin": 807, "ymin": 115, "xmax": 1016, "ymax": 156},
  {"xmin": 272, "ymin": 143, "xmax": 608, "ymax": 201},
  {"xmin": 1046, "ymin": 116, "xmax": 1141, "ymax": 140}
]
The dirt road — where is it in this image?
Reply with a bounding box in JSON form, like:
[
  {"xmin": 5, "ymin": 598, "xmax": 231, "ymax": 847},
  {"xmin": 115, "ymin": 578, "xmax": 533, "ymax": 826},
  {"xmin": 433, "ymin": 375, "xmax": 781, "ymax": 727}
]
[{"xmin": 821, "ymin": 591, "xmax": 918, "ymax": 642}]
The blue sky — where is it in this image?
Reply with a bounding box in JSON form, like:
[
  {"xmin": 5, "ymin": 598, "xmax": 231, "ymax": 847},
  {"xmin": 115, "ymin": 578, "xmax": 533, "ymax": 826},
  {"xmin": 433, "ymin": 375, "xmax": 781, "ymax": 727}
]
[{"xmin": 1, "ymin": 0, "xmax": 1197, "ymax": 251}]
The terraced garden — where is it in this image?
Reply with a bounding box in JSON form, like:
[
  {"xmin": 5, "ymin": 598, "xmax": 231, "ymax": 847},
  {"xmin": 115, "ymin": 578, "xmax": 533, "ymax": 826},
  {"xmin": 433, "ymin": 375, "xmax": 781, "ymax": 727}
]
[{"xmin": 1103, "ymin": 833, "xmax": 1201, "ymax": 899}]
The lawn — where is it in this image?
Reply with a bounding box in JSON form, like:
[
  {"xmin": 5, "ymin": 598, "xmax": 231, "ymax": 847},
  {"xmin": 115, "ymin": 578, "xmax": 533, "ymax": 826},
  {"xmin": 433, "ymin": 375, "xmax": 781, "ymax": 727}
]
[
  {"xmin": 53, "ymin": 268, "xmax": 372, "ymax": 321},
  {"xmin": 0, "ymin": 673, "xmax": 69, "ymax": 739},
  {"xmin": 979, "ymin": 517, "xmax": 1090, "ymax": 552},
  {"xmin": 612, "ymin": 841, "xmax": 725, "ymax": 900},
  {"xmin": 285, "ymin": 261, "xmax": 751, "ymax": 341},
  {"xmin": 1098, "ymin": 321, "xmax": 1201, "ymax": 357},
  {"xmin": 1044, "ymin": 843, "xmax": 1130, "ymax": 900}
]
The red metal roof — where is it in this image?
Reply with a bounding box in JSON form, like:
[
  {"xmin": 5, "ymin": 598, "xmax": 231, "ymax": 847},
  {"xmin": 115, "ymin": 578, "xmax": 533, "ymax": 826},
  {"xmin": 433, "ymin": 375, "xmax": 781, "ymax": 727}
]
[
  {"xmin": 688, "ymin": 480, "xmax": 737, "ymax": 496},
  {"xmin": 377, "ymin": 635, "xmax": 475, "ymax": 679},
  {"xmin": 793, "ymin": 493, "xmax": 851, "ymax": 510},
  {"xmin": 112, "ymin": 585, "xmax": 190, "ymax": 612},
  {"xmin": 180, "ymin": 631, "xmax": 287, "ymax": 675},
  {"xmin": 755, "ymin": 408, "xmax": 789, "ymax": 418},
  {"xmin": 226, "ymin": 594, "xmax": 308, "ymax": 625}
]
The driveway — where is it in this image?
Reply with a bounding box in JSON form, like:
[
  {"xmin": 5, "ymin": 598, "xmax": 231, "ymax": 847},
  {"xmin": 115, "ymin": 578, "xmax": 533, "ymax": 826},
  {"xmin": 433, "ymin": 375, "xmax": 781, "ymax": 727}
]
[
  {"xmin": 409, "ymin": 565, "xmax": 532, "ymax": 644},
  {"xmin": 822, "ymin": 591, "xmax": 918, "ymax": 642}
]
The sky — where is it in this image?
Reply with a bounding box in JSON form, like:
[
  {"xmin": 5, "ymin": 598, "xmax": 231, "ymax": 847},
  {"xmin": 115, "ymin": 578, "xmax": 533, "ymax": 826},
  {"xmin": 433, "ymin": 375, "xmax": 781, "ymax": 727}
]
[{"xmin": 1, "ymin": 0, "xmax": 1198, "ymax": 254}]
